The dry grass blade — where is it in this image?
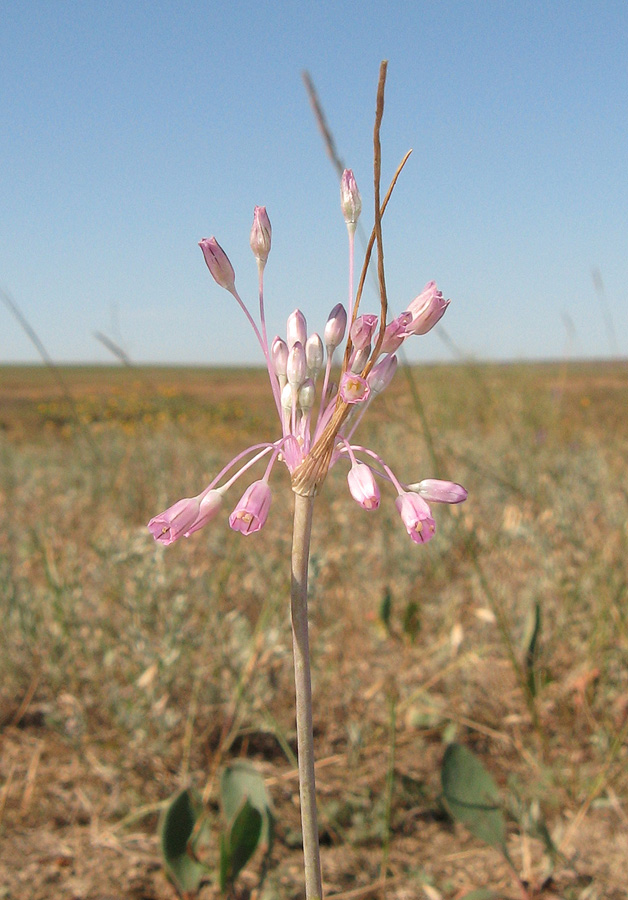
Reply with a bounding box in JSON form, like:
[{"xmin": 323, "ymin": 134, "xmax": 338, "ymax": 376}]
[
  {"xmin": 9, "ymin": 670, "xmax": 40, "ymax": 728},
  {"xmin": 371, "ymin": 60, "xmax": 389, "ymax": 364},
  {"xmin": 302, "ymin": 70, "xmax": 345, "ymax": 178},
  {"xmin": 1, "ymin": 286, "xmax": 101, "ymax": 460}
]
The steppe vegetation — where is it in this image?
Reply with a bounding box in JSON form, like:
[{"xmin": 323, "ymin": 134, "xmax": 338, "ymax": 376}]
[{"xmin": 1, "ymin": 360, "xmax": 627, "ymax": 898}]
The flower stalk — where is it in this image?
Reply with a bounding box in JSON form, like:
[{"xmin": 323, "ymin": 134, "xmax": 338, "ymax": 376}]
[
  {"xmin": 147, "ymin": 62, "xmax": 468, "ymax": 900},
  {"xmin": 290, "ymin": 492, "xmax": 322, "ymax": 900}
]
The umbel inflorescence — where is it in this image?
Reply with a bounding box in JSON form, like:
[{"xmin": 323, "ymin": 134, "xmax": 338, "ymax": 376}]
[{"xmin": 148, "ymin": 170, "xmax": 467, "ymax": 547}]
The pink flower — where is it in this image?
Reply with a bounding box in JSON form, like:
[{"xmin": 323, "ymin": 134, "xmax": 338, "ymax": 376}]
[
  {"xmin": 148, "ymin": 496, "xmax": 201, "ymax": 545},
  {"xmin": 381, "ymin": 312, "xmax": 412, "ymax": 353},
  {"xmin": 409, "ymin": 479, "xmax": 468, "ymax": 504},
  {"xmin": 151, "ymin": 187, "xmax": 466, "ymax": 548},
  {"xmin": 347, "ymin": 463, "xmax": 380, "ymax": 510},
  {"xmin": 395, "ymin": 492, "xmax": 436, "ymax": 544},
  {"xmin": 229, "ymin": 480, "xmax": 272, "ymax": 535},
  {"xmin": 199, "ymin": 237, "xmax": 236, "ymax": 291},
  {"xmin": 340, "ymin": 169, "xmax": 362, "ymax": 228},
  {"xmin": 339, "ymin": 372, "xmax": 371, "ymax": 404},
  {"xmin": 184, "ymin": 490, "xmax": 224, "ymax": 536},
  {"xmin": 404, "ymin": 281, "xmax": 449, "ymax": 335},
  {"xmin": 350, "ymin": 314, "xmax": 378, "ymax": 350},
  {"xmin": 250, "ymin": 206, "xmax": 272, "ymax": 263}
]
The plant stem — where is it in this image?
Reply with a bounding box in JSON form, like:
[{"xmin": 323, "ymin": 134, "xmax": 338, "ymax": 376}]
[{"xmin": 290, "ymin": 491, "xmax": 323, "ymax": 900}]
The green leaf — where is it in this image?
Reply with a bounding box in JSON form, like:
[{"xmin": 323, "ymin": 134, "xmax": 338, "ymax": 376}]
[
  {"xmin": 379, "ymin": 589, "xmax": 393, "ymax": 632},
  {"xmin": 402, "ymin": 599, "xmax": 421, "ymax": 642},
  {"xmin": 219, "ymin": 798, "xmax": 264, "ymax": 891},
  {"xmin": 229, "ymin": 798, "xmax": 263, "ymax": 883},
  {"xmin": 523, "ymin": 598, "xmax": 542, "ymax": 697},
  {"xmin": 160, "ymin": 788, "xmax": 207, "ymax": 895},
  {"xmin": 219, "ymin": 830, "xmax": 229, "ymax": 893},
  {"xmin": 441, "ymin": 743, "xmax": 507, "ymax": 851},
  {"xmin": 220, "ymin": 760, "xmax": 275, "ymax": 853}
]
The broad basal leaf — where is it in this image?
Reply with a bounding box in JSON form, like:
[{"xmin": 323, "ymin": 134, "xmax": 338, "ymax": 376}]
[
  {"xmin": 160, "ymin": 788, "xmax": 207, "ymax": 894},
  {"xmin": 441, "ymin": 743, "xmax": 507, "ymax": 851}
]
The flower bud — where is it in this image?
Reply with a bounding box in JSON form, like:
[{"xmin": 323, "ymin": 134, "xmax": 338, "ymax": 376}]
[
  {"xmin": 405, "ymin": 282, "xmax": 450, "ymax": 335},
  {"xmin": 381, "ymin": 312, "xmax": 412, "ymax": 354},
  {"xmin": 281, "ymin": 382, "xmax": 293, "ymax": 410},
  {"xmin": 250, "ymin": 206, "xmax": 272, "ymax": 264},
  {"xmin": 271, "ymin": 336, "xmax": 288, "ymax": 377},
  {"xmin": 367, "ymin": 354, "xmax": 398, "ymax": 394},
  {"xmin": 287, "ymin": 341, "xmax": 306, "ymax": 388},
  {"xmin": 229, "ymin": 480, "xmax": 272, "ymax": 535},
  {"xmin": 339, "ymin": 372, "xmax": 370, "ymax": 404},
  {"xmin": 286, "ymin": 309, "xmax": 307, "ymax": 349},
  {"xmin": 395, "ymin": 492, "xmax": 436, "ymax": 544},
  {"xmin": 199, "ymin": 237, "xmax": 236, "ymax": 291},
  {"xmin": 340, "ymin": 169, "xmax": 362, "ymax": 231},
  {"xmin": 347, "ymin": 463, "xmax": 380, "ymax": 510},
  {"xmin": 298, "ymin": 378, "xmax": 316, "ymax": 412},
  {"xmin": 350, "ymin": 344, "xmax": 370, "ymax": 373},
  {"xmin": 406, "ymin": 479, "xmax": 468, "ymax": 504},
  {"xmin": 350, "ymin": 314, "xmax": 378, "ymax": 350},
  {"xmin": 305, "ymin": 333, "xmax": 324, "ymax": 379},
  {"xmin": 324, "ymin": 303, "xmax": 347, "ymax": 352}
]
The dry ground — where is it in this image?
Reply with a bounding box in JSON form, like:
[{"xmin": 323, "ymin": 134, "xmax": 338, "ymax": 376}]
[{"xmin": 1, "ymin": 361, "xmax": 627, "ymax": 899}]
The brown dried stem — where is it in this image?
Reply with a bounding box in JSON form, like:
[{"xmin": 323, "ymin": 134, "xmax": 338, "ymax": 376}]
[
  {"xmin": 293, "ymin": 64, "xmax": 412, "ymax": 496},
  {"xmin": 340, "ymin": 149, "xmax": 412, "ymax": 375}
]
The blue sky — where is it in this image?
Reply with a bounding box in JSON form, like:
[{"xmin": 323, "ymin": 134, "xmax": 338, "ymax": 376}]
[{"xmin": 1, "ymin": 1, "xmax": 626, "ymax": 365}]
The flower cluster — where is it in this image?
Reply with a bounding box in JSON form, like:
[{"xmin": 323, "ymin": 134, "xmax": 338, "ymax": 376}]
[{"xmin": 148, "ymin": 171, "xmax": 466, "ymax": 546}]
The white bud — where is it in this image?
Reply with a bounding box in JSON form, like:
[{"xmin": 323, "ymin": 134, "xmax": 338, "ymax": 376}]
[
  {"xmin": 286, "ymin": 309, "xmax": 307, "ymax": 349},
  {"xmin": 287, "ymin": 341, "xmax": 306, "ymax": 388},
  {"xmin": 298, "ymin": 378, "xmax": 316, "ymax": 412},
  {"xmin": 350, "ymin": 344, "xmax": 370, "ymax": 373},
  {"xmin": 281, "ymin": 382, "xmax": 293, "ymax": 411},
  {"xmin": 271, "ymin": 336, "xmax": 288, "ymax": 377},
  {"xmin": 340, "ymin": 169, "xmax": 362, "ymax": 231},
  {"xmin": 305, "ymin": 333, "xmax": 324, "ymax": 379}
]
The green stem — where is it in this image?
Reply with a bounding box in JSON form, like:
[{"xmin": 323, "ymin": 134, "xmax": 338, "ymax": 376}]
[{"xmin": 290, "ymin": 492, "xmax": 323, "ymax": 900}]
